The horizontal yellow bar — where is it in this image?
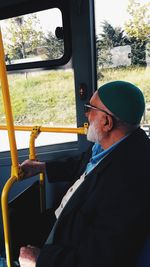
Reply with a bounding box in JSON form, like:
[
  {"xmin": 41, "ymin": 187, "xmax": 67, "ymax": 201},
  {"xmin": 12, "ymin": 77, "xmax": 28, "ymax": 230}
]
[{"xmin": 0, "ymin": 124, "xmax": 88, "ymax": 135}]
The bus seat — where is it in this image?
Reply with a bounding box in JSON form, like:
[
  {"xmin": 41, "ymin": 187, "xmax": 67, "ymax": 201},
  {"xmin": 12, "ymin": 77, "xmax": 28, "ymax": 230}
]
[
  {"xmin": 8, "ymin": 181, "xmax": 55, "ymax": 261},
  {"xmin": 136, "ymin": 235, "xmax": 150, "ymax": 267}
]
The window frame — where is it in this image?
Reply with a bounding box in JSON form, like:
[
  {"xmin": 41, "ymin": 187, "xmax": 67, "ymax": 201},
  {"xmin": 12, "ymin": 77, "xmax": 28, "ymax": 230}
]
[{"xmin": 0, "ymin": 0, "xmax": 72, "ymax": 71}]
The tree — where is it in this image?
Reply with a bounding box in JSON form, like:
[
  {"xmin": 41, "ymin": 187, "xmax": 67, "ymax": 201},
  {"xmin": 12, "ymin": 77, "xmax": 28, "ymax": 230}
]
[
  {"xmin": 125, "ymin": 0, "xmax": 150, "ymax": 66},
  {"xmin": 2, "ymin": 14, "xmax": 44, "ymax": 61},
  {"xmin": 42, "ymin": 31, "xmax": 64, "ymax": 60},
  {"xmin": 96, "ymin": 21, "xmax": 126, "ymax": 68},
  {"xmin": 100, "ymin": 21, "xmax": 126, "ymax": 47},
  {"xmin": 96, "ymin": 36, "xmax": 112, "ymax": 68}
]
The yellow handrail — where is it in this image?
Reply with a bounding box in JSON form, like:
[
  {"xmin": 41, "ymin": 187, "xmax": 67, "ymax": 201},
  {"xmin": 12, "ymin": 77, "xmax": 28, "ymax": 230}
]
[
  {"xmin": 29, "ymin": 126, "xmax": 41, "ymax": 161},
  {"xmin": 0, "ymin": 123, "xmax": 88, "ymax": 135},
  {"xmin": 0, "ymin": 30, "xmax": 20, "ymax": 179},
  {"xmin": 1, "ymin": 176, "xmax": 18, "ymax": 267},
  {"xmin": 29, "ymin": 126, "xmax": 46, "ymax": 212},
  {"xmin": 0, "ymin": 28, "xmax": 20, "ymax": 267},
  {"xmin": 28, "ymin": 123, "xmax": 88, "ymax": 212}
]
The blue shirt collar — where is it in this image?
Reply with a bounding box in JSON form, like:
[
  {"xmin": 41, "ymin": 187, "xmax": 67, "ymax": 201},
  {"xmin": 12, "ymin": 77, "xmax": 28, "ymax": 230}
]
[{"xmin": 85, "ymin": 135, "xmax": 128, "ymax": 175}]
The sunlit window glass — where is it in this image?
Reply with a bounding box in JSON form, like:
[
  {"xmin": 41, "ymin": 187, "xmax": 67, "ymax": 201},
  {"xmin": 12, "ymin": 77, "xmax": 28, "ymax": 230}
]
[
  {"xmin": 0, "ymin": 67, "xmax": 77, "ymax": 151},
  {"xmin": 1, "ymin": 8, "xmax": 64, "ymax": 64},
  {"xmin": 94, "ymin": 0, "xmax": 150, "ymax": 133}
]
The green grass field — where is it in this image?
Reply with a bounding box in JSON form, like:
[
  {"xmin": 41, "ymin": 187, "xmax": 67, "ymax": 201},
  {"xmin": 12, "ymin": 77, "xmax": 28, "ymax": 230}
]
[
  {"xmin": 0, "ymin": 66, "xmax": 150, "ymax": 126},
  {"xmin": 98, "ymin": 66, "xmax": 150, "ymax": 101},
  {"xmin": 0, "ymin": 70, "xmax": 76, "ymax": 126}
]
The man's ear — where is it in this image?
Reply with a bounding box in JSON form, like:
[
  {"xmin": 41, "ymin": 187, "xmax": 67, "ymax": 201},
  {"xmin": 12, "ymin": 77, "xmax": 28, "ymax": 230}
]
[{"xmin": 103, "ymin": 115, "xmax": 113, "ymax": 131}]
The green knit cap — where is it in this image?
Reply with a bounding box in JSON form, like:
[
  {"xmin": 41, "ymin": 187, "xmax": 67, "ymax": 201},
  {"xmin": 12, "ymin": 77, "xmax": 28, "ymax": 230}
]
[{"xmin": 98, "ymin": 81, "xmax": 145, "ymax": 125}]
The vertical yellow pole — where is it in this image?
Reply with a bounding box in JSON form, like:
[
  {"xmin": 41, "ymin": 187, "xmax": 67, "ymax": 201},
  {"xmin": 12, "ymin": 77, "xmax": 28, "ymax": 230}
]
[
  {"xmin": 1, "ymin": 176, "xmax": 18, "ymax": 267},
  {"xmin": 39, "ymin": 172, "xmax": 46, "ymax": 212},
  {"xmin": 0, "ymin": 28, "xmax": 19, "ymax": 267},
  {"xmin": 0, "ymin": 28, "xmax": 19, "ymax": 178}
]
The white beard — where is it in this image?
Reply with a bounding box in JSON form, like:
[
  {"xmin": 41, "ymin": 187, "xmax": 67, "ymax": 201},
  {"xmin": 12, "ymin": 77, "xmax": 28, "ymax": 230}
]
[{"xmin": 87, "ymin": 121, "xmax": 102, "ymax": 143}]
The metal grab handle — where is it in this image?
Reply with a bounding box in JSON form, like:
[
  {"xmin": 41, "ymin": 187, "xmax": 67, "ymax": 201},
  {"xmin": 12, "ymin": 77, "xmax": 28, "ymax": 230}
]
[
  {"xmin": 29, "ymin": 126, "xmax": 46, "ymax": 213},
  {"xmin": 0, "ymin": 123, "xmax": 88, "ymax": 135},
  {"xmin": 28, "ymin": 123, "xmax": 88, "ymax": 212}
]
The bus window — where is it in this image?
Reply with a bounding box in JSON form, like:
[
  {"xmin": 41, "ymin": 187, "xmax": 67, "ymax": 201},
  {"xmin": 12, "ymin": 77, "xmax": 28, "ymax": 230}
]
[
  {"xmin": 0, "ymin": 66, "xmax": 77, "ymax": 152},
  {"xmin": 0, "ymin": 4, "xmax": 76, "ymax": 152},
  {"xmin": 94, "ymin": 0, "xmax": 150, "ymax": 129},
  {"xmin": 1, "ymin": 8, "xmax": 64, "ymax": 64}
]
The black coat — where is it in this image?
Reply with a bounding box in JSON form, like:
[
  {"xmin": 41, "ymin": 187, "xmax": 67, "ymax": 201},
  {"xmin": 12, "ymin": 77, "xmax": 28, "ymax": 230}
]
[{"xmin": 36, "ymin": 128, "xmax": 150, "ymax": 267}]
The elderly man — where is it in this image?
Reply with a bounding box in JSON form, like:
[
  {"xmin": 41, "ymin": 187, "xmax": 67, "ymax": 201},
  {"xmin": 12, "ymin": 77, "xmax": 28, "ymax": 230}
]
[{"xmin": 19, "ymin": 81, "xmax": 150, "ymax": 267}]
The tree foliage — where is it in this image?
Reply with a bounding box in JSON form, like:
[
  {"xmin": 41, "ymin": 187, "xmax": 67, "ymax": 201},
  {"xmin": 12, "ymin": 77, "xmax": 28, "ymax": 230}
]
[
  {"xmin": 125, "ymin": 0, "xmax": 150, "ymax": 66},
  {"xmin": 2, "ymin": 15, "xmax": 64, "ymax": 63},
  {"xmin": 96, "ymin": 0, "xmax": 150, "ymax": 68},
  {"xmin": 2, "ymin": 14, "xmax": 44, "ymax": 61},
  {"xmin": 96, "ymin": 21, "xmax": 126, "ymax": 67},
  {"xmin": 99, "ymin": 21, "xmax": 125, "ymax": 47},
  {"xmin": 42, "ymin": 31, "xmax": 64, "ymax": 60},
  {"xmin": 125, "ymin": 0, "xmax": 150, "ymax": 41}
]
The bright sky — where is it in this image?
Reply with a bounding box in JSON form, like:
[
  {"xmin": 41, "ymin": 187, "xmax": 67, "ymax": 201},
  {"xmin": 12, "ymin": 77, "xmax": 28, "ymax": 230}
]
[
  {"xmin": 95, "ymin": 0, "xmax": 129, "ymax": 33},
  {"xmin": 37, "ymin": 1, "xmax": 130, "ymax": 35},
  {"xmin": 37, "ymin": 0, "xmax": 150, "ymax": 35},
  {"xmin": 37, "ymin": 8, "xmax": 62, "ymax": 34},
  {"xmin": 37, "ymin": 1, "xmax": 129, "ymax": 34},
  {"xmin": 95, "ymin": 0, "xmax": 150, "ymax": 34}
]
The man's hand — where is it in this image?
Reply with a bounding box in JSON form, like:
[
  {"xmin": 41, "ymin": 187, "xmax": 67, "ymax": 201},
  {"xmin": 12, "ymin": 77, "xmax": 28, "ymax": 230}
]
[
  {"xmin": 20, "ymin": 159, "xmax": 46, "ymax": 179},
  {"xmin": 19, "ymin": 245, "xmax": 40, "ymax": 267}
]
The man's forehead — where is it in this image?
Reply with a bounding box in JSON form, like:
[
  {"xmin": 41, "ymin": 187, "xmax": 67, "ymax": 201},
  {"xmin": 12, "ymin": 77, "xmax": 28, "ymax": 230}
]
[
  {"xmin": 90, "ymin": 91, "xmax": 103, "ymax": 106},
  {"xmin": 90, "ymin": 91, "xmax": 99, "ymax": 102}
]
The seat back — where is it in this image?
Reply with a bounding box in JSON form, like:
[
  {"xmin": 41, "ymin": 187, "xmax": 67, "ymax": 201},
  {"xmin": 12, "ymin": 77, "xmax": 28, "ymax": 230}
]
[
  {"xmin": 136, "ymin": 235, "xmax": 150, "ymax": 267},
  {"xmin": 9, "ymin": 181, "xmax": 41, "ymax": 260}
]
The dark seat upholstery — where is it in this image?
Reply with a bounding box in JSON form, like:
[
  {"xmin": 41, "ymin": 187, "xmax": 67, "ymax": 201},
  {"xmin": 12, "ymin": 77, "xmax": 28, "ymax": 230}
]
[
  {"xmin": 9, "ymin": 181, "xmax": 55, "ymax": 261},
  {"xmin": 136, "ymin": 235, "xmax": 150, "ymax": 267}
]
